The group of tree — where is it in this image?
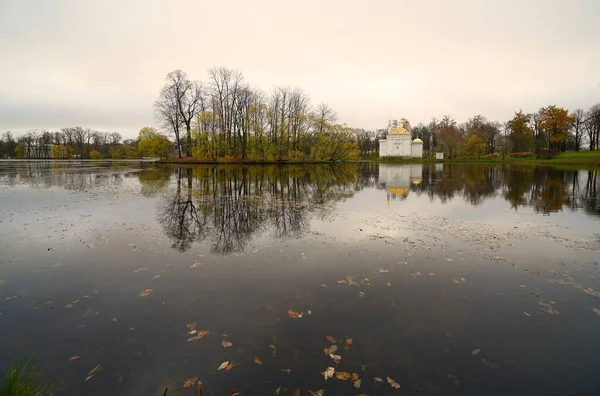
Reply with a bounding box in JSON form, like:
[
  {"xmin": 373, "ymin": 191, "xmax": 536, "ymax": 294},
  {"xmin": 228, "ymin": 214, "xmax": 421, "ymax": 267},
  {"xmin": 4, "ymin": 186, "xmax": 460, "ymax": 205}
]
[
  {"xmin": 0, "ymin": 129, "xmax": 139, "ymax": 159},
  {"xmin": 154, "ymin": 68, "xmax": 359, "ymax": 162}
]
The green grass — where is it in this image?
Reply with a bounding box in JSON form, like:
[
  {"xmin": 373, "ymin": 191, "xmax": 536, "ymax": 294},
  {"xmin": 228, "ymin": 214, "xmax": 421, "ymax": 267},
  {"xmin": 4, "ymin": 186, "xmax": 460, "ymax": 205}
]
[{"xmin": 0, "ymin": 358, "xmax": 51, "ymax": 396}]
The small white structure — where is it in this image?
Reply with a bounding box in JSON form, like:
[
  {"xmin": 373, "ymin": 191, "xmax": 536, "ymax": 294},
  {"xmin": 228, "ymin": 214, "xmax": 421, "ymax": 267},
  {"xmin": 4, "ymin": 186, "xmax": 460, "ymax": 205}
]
[
  {"xmin": 435, "ymin": 152, "xmax": 444, "ymax": 160},
  {"xmin": 378, "ymin": 118, "xmax": 423, "ymax": 158}
]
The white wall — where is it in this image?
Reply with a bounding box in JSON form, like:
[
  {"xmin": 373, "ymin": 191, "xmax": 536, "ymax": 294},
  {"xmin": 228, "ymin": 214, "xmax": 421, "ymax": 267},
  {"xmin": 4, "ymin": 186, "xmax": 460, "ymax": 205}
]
[{"xmin": 411, "ymin": 142, "xmax": 423, "ymax": 158}]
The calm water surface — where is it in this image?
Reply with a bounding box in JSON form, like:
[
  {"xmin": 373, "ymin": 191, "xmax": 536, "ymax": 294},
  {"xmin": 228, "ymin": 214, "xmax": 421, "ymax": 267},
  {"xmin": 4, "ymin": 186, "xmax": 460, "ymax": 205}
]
[{"xmin": 0, "ymin": 161, "xmax": 599, "ymax": 395}]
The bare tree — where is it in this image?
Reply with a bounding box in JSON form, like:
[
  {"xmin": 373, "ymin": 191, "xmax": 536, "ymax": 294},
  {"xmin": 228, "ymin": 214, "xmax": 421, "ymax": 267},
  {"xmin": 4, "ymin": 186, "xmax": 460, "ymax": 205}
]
[
  {"xmin": 570, "ymin": 109, "xmax": 587, "ymax": 151},
  {"xmin": 155, "ymin": 80, "xmax": 183, "ymax": 157},
  {"xmin": 313, "ymin": 103, "xmax": 337, "ymax": 134}
]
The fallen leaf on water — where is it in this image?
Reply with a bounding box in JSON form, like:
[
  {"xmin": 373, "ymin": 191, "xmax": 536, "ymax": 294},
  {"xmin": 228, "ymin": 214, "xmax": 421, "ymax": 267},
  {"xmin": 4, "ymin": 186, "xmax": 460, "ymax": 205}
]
[
  {"xmin": 335, "ymin": 371, "xmax": 352, "ymax": 380},
  {"xmin": 539, "ymin": 301, "xmax": 561, "ymax": 315},
  {"xmin": 378, "ymin": 268, "xmax": 390, "ymax": 273},
  {"xmin": 445, "ymin": 258, "xmax": 453, "ymax": 262},
  {"xmin": 593, "ymin": 308, "xmax": 600, "ymax": 316},
  {"xmin": 524, "ymin": 311, "xmax": 531, "ymax": 317},
  {"xmin": 354, "ymin": 379, "xmax": 362, "ymax": 388},
  {"xmin": 452, "ymin": 278, "xmax": 461, "ymax": 284},
  {"xmin": 429, "ymin": 272, "xmax": 436, "ymax": 276},
  {"xmin": 217, "ymin": 361, "xmax": 230, "ymax": 371},
  {"xmin": 117, "ymin": 376, "xmax": 123, "ymax": 384},
  {"xmin": 139, "ymin": 289, "xmax": 153, "ymax": 297},
  {"xmin": 386, "ymin": 282, "xmax": 392, "ymax": 287},
  {"xmin": 519, "ymin": 284, "xmax": 527, "ymax": 288},
  {"xmin": 225, "ymin": 362, "xmax": 236, "ymax": 371},
  {"xmin": 275, "ymin": 387, "xmax": 281, "ymax": 395},
  {"xmin": 329, "ymin": 344, "xmax": 338, "ymax": 353},
  {"xmin": 308, "ymin": 309, "xmax": 312, "ymax": 315},
  {"xmin": 363, "ymin": 278, "xmax": 371, "ymax": 286},
  {"xmin": 323, "ymin": 348, "xmax": 330, "ymax": 355},
  {"xmin": 227, "ymin": 391, "xmax": 239, "ymax": 396},
  {"xmin": 358, "ymin": 291, "xmax": 365, "ymax": 298},
  {"xmin": 387, "ymin": 376, "xmax": 401, "ymax": 389},
  {"xmin": 329, "ymin": 354, "xmax": 341, "ymax": 364},
  {"xmin": 53, "ymin": 263, "xmax": 63, "ymax": 267},
  {"xmin": 326, "ymin": 335, "xmax": 337, "ymax": 343},
  {"xmin": 68, "ymin": 356, "xmax": 80, "ymax": 362},
  {"xmin": 152, "ymin": 275, "xmax": 162, "ymax": 279},
  {"xmin": 471, "ymin": 348, "xmax": 481, "ymax": 356},
  {"xmin": 190, "ymin": 261, "xmax": 202, "ymax": 268},
  {"xmin": 187, "ymin": 330, "xmax": 210, "ymax": 342},
  {"xmin": 480, "ymin": 358, "xmax": 499, "ymax": 370},
  {"xmin": 352, "ymin": 373, "xmax": 360, "ymax": 381},
  {"xmin": 183, "ymin": 376, "xmax": 198, "ymax": 388},
  {"xmin": 4, "ymin": 295, "xmax": 19, "ymax": 301},
  {"xmin": 186, "ymin": 321, "xmax": 197, "ymax": 332},
  {"xmin": 374, "ymin": 377, "xmax": 384, "ymax": 383},
  {"xmin": 549, "ymin": 300, "xmax": 556, "ymax": 305},
  {"xmin": 345, "ymin": 338, "xmax": 353, "ymax": 346},
  {"xmin": 320, "ymin": 284, "xmax": 328, "ymax": 288},
  {"xmin": 288, "ymin": 309, "xmax": 303, "ymax": 319},
  {"xmin": 132, "ymin": 267, "xmax": 148, "ymax": 273},
  {"xmin": 65, "ymin": 303, "xmax": 74, "ymax": 308},
  {"xmin": 321, "ymin": 367, "xmax": 335, "ymax": 380},
  {"xmin": 111, "ymin": 317, "xmax": 118, "ymax": 322},
  {"xmin": 221, "ymin": 340, "xmax": 232, "ymax": 348},
  {"xmin": 269, "ymin": 344, "xmax": 276, "ymax": 350},
  {"xmin": 253, "ymin": 357, "xmax": 263, "ymax": 365},
  {"xmin": 346, "ymin": 276, "xmax": 358, "ymax": 286},
  {"xmin": 281, "ymin": 368, "xmax": 292, "ymax": 374},
  {"xmin": 336, "ymin": 280, "xmax": 347, "ymax": 284},
  {"xmin": 291, "ymin": 388, "xmax": 300, "ymax": 396},
  {"xmin": 583, "ymin": 287, "xmax": 600, "ymax": 298},
  {"xmin": 308, "ymin": 390, "xmax": 324, "ymax": 396}
]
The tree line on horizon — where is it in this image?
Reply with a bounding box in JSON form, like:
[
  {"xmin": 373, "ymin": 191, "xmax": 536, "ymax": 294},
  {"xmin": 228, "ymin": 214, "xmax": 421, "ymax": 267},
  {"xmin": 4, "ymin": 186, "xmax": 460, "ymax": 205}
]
[{"xmin": 1, "ymin": 67, "xmax": 599, "ymax": 160}]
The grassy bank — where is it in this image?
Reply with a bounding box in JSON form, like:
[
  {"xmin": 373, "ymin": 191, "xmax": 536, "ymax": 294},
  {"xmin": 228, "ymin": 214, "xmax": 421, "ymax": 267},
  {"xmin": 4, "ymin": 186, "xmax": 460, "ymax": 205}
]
[{"xmin": 371, "ymin": 151, "xmax": 600, "ymax": 167}]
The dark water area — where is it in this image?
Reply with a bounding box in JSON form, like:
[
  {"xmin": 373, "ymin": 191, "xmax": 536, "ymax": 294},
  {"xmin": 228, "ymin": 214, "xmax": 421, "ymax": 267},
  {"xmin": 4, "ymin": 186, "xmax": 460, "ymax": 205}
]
[{"xmin": 0, "ymin": 161, "xmax": 599, "ymax": 395}]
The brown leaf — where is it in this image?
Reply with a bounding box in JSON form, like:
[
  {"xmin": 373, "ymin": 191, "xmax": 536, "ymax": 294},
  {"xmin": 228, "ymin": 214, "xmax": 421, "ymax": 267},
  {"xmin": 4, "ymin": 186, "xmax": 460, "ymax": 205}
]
[
  {"xmin": 323, "ymin": 348, "xmax": 330, "ymax": 355},
  {"xmin": 117, "ymin": 376, "xmax": 123, "ymax": 384},
  {"xmin": 65, "ymin": 303, "xmax": 74, "ymax": 308},
  {"xmin": 139, "ymin": 289, "xmax": 153, "ymax": 297},
  {"xmin": 345, "ymin": 338, "xmax": 353, "ymax": 346},
  {"xmin": 471, "ymin": 348, "xmax": 481, "ymax": 356},
  {"xmin": 374, "ymin": 377, "xmax": 384, "ymax": 383},
  {"xmin": 253, "ymin": 357, "xmax": 263, "ymax": 365},
  {"xmin": 321, "ymin": 367, "xmax": 335, "ymax": 380},
  {"xmin": 288, "ymin": 309, "xmax": 303, "ymax": 319},
  {"xmin": 353, "ymin": 379, "xmax": 362, "ymax": 388},
  {"xmin": 325, "ymin": 335, "xmax": 337, "ymax": 343},
  {"xmin": 187, "ymin": 330, "xmax": 210, "ymax": 342},
  {"xmin": 387, "ymin": 376, "xmax": 401, "ymax": 389},
  {"xmin": 67, "ymin": 356, "xmax": 80, "ymax": 362},
  {"xmin": 335, "ymin": 371, "xmax": 352, "ymax": 380},
  {"xmin": 227, "ymin": 391, "xmax": 240, "ymax": 396},
  {"xmin": 593, "ymin": 307, "xmax": 600, "ymax": 316},
  {"xmin": 183, "ymin": 376, "xmax": 198, "ymax": 388},
  {"xmin": 186, "ymin": 321, "xmax": 197, "ymax": 331},
  {"xmin": 329, "ymin": 354, "xmax": 341, "ymax": 364},
  {"xmin": 352, "ymin": 373, "xmax": 360, "ymax": 381},
  {"xmin": 221, "ymin": 340, "xmax": 233, "ymax": 348},
  {"xmin": 269, "ymin": 344, "xmax": 276, "ymax": 350},
  {"xmin": 225, "ymin": 362, "xmax": 236, "ymax": 371}
]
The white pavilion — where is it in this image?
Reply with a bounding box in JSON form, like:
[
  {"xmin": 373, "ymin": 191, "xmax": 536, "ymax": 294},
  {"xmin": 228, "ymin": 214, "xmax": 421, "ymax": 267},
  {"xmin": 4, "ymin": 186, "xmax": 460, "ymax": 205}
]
[{"xmin": 378, "ymin": 118, "xmax": 423, "ymax": 158}]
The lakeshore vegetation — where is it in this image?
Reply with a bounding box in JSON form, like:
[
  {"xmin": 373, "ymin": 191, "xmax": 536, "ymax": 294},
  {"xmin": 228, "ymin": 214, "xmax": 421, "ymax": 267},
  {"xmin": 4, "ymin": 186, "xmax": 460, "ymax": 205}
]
[{"xmin": 1, "ymin": 67, "xmax": 600, "ymax": 163}]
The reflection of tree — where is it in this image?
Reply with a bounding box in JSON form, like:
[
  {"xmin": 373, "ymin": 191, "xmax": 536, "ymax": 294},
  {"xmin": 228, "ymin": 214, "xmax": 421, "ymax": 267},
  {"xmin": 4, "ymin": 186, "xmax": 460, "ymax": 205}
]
[
  {"xmin": 138, "ymin": 168, "xmax": 173, "ymax": 197},
  {"xmin": 157, "ymin": 164, "xmax": 362, "ymax": 255},
  {"xmin": 0, "ymin": 161, "xmax": 128, "ymax": 190},
  {"xmin": 410, "ymin": 164, "xmax": 599, "ymax": 219}
]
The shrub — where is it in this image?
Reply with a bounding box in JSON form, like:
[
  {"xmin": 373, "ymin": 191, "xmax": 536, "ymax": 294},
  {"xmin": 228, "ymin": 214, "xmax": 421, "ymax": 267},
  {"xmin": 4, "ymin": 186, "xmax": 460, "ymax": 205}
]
[
  {"xmin": 509, "ymin": 152, "xmax": 534, "ymax": 158},
  {"xmin": 481, "ymin": 153, "xmax": 500, "ymax": 159},
  {"xmin": 89, "ymin": 150, "xmax": 102, "ymax": 160}
]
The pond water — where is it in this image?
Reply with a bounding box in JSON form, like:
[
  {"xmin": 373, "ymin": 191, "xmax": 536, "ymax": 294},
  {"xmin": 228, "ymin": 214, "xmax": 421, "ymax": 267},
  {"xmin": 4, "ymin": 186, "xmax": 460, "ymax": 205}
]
[{"xmin": 0, "ymin": 161, "xmax": 599, "ymax": 395}]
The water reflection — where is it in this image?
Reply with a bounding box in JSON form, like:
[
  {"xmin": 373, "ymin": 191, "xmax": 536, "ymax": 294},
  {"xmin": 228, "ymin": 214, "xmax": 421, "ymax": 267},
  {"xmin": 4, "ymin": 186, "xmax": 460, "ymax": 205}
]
[{"xmin": 157, "ymin": 165, "xmax": 363, "ymax": 254}]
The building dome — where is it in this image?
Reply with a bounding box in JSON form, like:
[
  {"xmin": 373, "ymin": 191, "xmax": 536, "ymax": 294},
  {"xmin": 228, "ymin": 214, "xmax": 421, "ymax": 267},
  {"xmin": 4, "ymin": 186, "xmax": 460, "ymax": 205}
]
[
  {"xmin": 411, "ymin": 138, "xmax": 423, "ymax": 144},
  {"xmin": 389, "ymin": 127, "xmax": 410, "ymax": 136}
]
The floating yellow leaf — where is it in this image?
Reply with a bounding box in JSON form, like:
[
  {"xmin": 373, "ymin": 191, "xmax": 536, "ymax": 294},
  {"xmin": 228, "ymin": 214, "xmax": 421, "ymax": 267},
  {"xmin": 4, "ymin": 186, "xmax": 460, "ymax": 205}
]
[
  {"xmin": 139, "ymin": 289, "xmax": 153, "ymax": 297},
  {"xmin": 323, "ymin": 348, "xmax": 330, "ymax": 355},
  {"xmin": 345, "ymin": 338, "xmax": 353, "ymax": 346},
  {"xmin": 288, "ymin": 309, "xmax": 303, "ymax": 319},
  {"xmin": 275, "ymin": 387, "xmax": 281, "ymax": 395},
  {"xmin": 321, "ymin": 367, "xmax": 335, "ymax": 380},
  {"xmin": 68, "ymin": 356, "xmax": 80, "ymax": 362},
  {"xmin": 387, "ymin": 376, "xmax": 401, "ymax": 389},
  {"xmin": 132, "ymin": 267, "xmax": 148, "ymax": 273},
  {"xmin": 254, "ymin": 357, "xmax": 263, "ymax": 365},
  {"xmin": 221, "ymin": 340, "xmax": 233, "ymax": 348},
  {"xmin": 325, "ymin": 335, "xmax": 337, "ymax": 343},
  {"xmin": 187, "ymin": 330, "xmax": 210, "ymax": 342},
  {"xmin": 386, "ymin": 282, "xmax": 392, "ymax": 287},
  {"xmin": 269, "ymin": 344, "xmax": 276, "ymax": 350},
  {"xmin": 183, "ymin": 376, "xmax": 198, "ymax": 388},
  {"xmin": 88, "ymin": 364, "xmax": 102, "ymax": 376},
  {"xmin": 335, "ymin": 371, "xmax": 352, "ymax": 380},
  {"xmin": 471, "ymin": 348, "xmax": 481, "ymax": 356}
]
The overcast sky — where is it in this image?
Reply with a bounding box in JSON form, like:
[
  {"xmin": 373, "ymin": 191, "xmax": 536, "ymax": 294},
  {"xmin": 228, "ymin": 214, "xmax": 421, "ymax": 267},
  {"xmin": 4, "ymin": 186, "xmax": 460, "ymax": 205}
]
[{"xmin": 1, "ymin": 0, "xmax": 599, "ymax": 138}]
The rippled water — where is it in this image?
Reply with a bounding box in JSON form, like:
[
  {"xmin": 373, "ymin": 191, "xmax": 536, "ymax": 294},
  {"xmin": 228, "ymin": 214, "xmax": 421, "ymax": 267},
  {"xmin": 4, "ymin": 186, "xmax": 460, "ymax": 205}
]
[{"xmin": 0, "ymin": 161, "xmax": 599, "ymax": 395}]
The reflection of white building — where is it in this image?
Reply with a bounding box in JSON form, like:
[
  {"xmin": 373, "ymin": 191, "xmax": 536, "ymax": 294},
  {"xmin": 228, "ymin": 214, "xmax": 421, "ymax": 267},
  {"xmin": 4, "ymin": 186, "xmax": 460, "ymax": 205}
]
[
  {"xmin": 378, "ymin": 164, "xmax": 423, "ymax": 204},
  {"xmin": 378, "ymin": 118, "xmax": 423, "ymax": 158}
]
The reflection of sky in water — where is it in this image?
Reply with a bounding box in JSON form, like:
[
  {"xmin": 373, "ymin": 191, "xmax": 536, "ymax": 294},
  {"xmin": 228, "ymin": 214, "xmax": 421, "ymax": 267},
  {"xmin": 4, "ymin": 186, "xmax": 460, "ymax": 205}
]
[{"xmin": 0, "ymin": 162, "xmax": 600, "ymax": 395}]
